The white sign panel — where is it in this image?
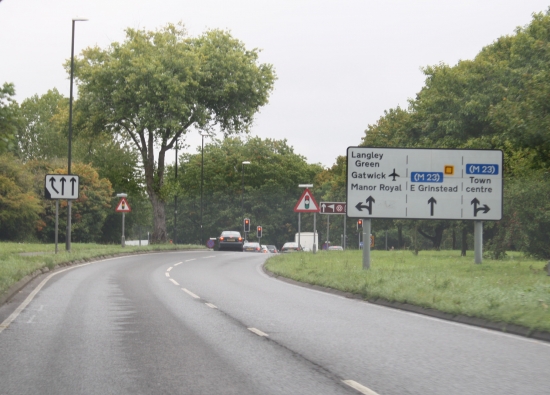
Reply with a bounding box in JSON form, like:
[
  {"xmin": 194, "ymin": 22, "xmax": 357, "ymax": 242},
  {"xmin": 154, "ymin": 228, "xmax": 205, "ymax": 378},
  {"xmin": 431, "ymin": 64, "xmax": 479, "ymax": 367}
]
[
  {"xmin": 346, "ymin": 147, "xmax": 503, "ymax": 220},
  {"xmin": 44, "ymin": 174, "xmax": 80, "ymax": 200}
]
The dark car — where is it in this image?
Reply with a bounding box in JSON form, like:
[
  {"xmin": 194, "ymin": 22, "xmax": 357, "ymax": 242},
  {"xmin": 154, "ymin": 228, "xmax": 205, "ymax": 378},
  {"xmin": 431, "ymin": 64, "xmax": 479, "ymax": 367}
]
[
  {"xmin": 218, "ymin": 231, "xmax": 244, "ymax": 251},
  {"xmin": 281, "ymin": 242, "xmax": 301, "ymax": 253},
  {"xmin": 266, "ymin": 245, "xmax": 278, "ymax": 254},
  {"xmin": 243, "ymin": 242, "xmax": 261, "ymax": 252}
]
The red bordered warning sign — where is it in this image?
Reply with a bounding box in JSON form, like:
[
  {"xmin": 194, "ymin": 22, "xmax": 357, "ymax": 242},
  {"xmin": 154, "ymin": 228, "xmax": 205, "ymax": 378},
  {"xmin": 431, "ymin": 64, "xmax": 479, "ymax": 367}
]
[
  {"xmin": 293, "ymin": 188, "xmax": 320, "ymax": 213},
  {"xmin": 115, "ymin": 197, "xmax": 131, "ymax": 213}
]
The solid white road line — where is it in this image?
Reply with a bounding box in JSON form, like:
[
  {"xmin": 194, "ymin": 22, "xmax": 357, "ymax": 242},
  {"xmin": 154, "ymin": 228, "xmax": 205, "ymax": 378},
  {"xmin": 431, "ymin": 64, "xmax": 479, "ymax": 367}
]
[
  {"xmin": 182, "ymin": 288, "xmax": 200, "ymax": 299},
  {"xmin": 205, "ymin": 303, "xmax": 217, "ymax": 309},
  {"xmin": 342, "ymin": 380, "xmax": 380, "ymax": 395},
  {"xmin": 247, "ymin": 327, "xmax": 269, "ymax": 337},
  {"xmin": 169, "ymin": 279, "xmax": 180, "ymax": 286}
]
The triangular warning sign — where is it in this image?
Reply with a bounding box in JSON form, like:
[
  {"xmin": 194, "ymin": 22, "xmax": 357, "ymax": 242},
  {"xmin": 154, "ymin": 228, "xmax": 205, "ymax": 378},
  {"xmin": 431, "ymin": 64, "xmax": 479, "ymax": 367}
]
[
  {"xmin": 116, "ymin": 197, "xmax": 131, "ymax": 213},
  {"xmin": 294, "ymin": 188, "xmax": 320, "ymax": 213}
]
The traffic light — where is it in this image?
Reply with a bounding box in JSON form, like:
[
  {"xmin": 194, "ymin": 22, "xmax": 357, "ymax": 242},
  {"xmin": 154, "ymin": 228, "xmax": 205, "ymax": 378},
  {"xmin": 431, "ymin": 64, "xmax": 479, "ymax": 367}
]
[
  {"xmin": 257, "ymin": 226, "xmax": 262, "ymax": 238},
  {"xmin": 244, "ymin": 218, "xmax": 250, "ymax": 233},
  {"xmin": 357, "ymin": 219, "xmax": 363, "ymax": 230}
]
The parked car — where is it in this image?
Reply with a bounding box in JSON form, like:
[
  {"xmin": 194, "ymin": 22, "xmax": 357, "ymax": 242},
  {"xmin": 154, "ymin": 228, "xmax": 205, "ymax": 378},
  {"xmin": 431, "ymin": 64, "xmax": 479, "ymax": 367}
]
[
  {"xmin": 328, "ymin": 246, "xmax": 344, "ymax": 251},
  {"xmin": 218, "ymin": 231, "xmax": 244, "ymax": 251},
  {"xmin": 266, "ymin": 245, "xmax": 278, "ymax": 254},
  {"xmin": 281, "ymin": 242, "xmax": 301, "ymax": 253},
  {"xmin": 243, "ymin": 242, "xmax": 261, "ymax": 252}
]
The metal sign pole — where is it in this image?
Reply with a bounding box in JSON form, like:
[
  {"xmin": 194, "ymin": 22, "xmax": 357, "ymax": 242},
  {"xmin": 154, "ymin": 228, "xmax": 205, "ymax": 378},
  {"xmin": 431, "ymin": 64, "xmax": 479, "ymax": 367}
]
[
  {"xmin": 298, "ymin": 213, "xmax": 301, "ymax": 250},
  {"xmin": 326, "ymin": 215, "xmax": 330, "ymax": 246},
  {"xmin": 55, "ymin": 200, "xmax": 59, "ymax": 254},
  {"xmin": 122, "ymin": 212, "xmax": 126, "ymax": 247},
  {"xmin": 313, "ymin": 213, "xmax": 317, "ymax": 253},
  {"xmin": 474, "ymin": 221, "xmax": 483, "ymax": 264},
  {"xmin": 363, "ymin": 219, "xmax": 371, "ymax": 269},
  {"xmin": 343, "ymin": 214, "xmax": 347, "ymax": 250}
]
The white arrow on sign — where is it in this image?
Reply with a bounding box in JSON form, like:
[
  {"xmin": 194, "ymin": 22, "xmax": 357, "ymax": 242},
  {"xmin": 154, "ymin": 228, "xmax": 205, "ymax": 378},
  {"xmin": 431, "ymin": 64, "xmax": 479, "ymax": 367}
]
[{"xmin": 44, "ymin": 174, "xmax": 80, "ymax": 200}]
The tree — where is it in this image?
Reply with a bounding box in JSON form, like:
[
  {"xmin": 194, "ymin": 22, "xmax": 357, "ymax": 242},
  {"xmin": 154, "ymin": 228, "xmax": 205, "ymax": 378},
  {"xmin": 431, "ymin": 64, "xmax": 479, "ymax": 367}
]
[
  {"xmin": 0, "ymin": 154, "xmax": 44, "ymax": 241},
  {"xmin": 0, "ymin": 83, "xmax": 19, "ymax": 154},
  {"xmin": 74, "ymin": 24, "xmax": 276, "ymax": 243}
]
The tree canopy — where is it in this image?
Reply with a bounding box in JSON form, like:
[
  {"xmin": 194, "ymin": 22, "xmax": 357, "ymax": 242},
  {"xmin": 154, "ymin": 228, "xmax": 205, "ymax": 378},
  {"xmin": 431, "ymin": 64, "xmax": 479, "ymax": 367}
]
[{"xmin": 74, "ymin": 23, "xmax": 276, "ymax": 242}]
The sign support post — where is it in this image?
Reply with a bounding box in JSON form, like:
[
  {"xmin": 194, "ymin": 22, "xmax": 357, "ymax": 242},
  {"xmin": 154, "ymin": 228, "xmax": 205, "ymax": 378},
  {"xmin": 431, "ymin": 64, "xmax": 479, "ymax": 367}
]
[
  {"xmin": 55, "ymin": 200, "xmax": 59, "ymax": 254},
  {"xmin": 363, "ymin": 219, "xmax": 371, "ymax": 269},
  {"xmin": 474, "ymin": 221, "xmax": 483, "ymax": 264}
]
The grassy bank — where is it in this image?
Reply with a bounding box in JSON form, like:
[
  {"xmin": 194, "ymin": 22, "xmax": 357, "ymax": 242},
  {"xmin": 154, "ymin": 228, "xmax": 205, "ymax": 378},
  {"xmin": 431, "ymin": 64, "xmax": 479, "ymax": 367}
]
[
  {"xmin": 0, "ymin": 242, "xmax": 204, "ymax": 298},
  {"xmin": 265, "ymin": 250, "xmax": 550, "ymax": 332}
]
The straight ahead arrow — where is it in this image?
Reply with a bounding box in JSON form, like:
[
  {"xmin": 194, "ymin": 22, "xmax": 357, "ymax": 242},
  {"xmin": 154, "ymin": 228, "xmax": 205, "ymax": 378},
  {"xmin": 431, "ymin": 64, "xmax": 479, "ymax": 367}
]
[
  {"xmin": 428, "ymin": 197, "xmax": 437, "ymax": 216},
  {"xmin": 60, "ymin": 177, "xmax": 66, "ymax": 196},
  {"xmin": 70, "ymin": 177, "xmax": 77, "ymax": 196}
]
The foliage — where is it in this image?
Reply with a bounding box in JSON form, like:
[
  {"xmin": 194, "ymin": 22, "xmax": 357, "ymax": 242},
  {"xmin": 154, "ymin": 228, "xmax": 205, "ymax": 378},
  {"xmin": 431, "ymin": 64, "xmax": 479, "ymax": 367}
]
[
  {"xmin": 0, "ymin": 154, "xmax": 44, "ymax": 240},
  {"xmin": 0, "ymin": 83, "xmax": 19, "ymax": 154},
  {"xmin": 73, "ymin": 23, "xmax": 276, "ymax": 243}
]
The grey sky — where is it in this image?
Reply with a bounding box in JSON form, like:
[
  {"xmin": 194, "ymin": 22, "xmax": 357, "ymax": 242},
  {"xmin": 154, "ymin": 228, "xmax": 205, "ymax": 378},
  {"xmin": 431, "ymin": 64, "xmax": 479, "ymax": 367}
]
[{"xmin": 1, "ymin": 0, "xmax": 548, "ymax": 167}]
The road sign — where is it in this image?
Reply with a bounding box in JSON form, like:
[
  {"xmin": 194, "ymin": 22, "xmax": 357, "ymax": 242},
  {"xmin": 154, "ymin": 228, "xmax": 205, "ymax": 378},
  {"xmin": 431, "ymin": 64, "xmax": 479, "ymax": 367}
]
[
  {"xmin": 294, "ymin": 188, "xmax": 320, "ymax": 212},
  {"xmin": 346, "ymin": 147, "xmax": 503, "ymax": 220},
  {"xmin": 320, "ymin": 202, "xmax": 346, "ymax": 214},
  {"xmin": 115, "ymin": 197, "xmax": 131, "ymax": 212},
  {"xmin": 44, "ymin": 174, "xmax": 79, "ymax": 200}
]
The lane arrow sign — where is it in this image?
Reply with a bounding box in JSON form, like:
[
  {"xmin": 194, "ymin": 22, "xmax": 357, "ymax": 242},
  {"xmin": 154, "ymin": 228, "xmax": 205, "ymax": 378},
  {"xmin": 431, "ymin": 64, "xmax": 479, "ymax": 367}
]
[
  {"xmin": 60, "ymin": 177, "xmax": 66, "ymax": 195},
  {"xmin": 471, "ymin": 198, "xmax": 490, "ymax": 217},
  {"xmin": 428, "ymin": 197, "xmax": 437, "ymax": 216},
  {"xmin": 49, "ymin": 177, "xmax": 59, "ymax": 194},
  {"xmin": 355, "ymin": 196, "xmax": 375, "ymax": 215}
]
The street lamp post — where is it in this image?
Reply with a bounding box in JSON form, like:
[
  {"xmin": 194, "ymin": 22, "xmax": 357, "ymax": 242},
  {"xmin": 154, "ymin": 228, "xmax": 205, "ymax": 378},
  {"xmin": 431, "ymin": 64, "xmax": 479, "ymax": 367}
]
[
  {"xmin": 174, "ymin": 137, "xmax": 178, "ymax": 244},
  {"xmin": 200, "ymin": 132, "xmax": 209, "ymax": 245},
  {"xmin": 241, "ymin": 161, "xmax": 250, "ymax": 218},
  {"xmin": 66, "ymin": 17, "xmax": 88, "ymax": 252}
]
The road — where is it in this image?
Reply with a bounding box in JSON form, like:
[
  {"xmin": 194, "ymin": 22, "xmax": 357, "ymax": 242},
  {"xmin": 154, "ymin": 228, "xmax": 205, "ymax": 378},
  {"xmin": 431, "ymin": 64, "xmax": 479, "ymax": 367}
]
[{"xmin": 0, "ymin": 250, "xmax": 549, "ymax": 394}]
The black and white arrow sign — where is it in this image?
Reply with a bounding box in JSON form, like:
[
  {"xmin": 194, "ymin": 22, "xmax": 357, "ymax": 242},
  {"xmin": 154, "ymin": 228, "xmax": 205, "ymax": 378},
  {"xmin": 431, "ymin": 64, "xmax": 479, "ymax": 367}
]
[{"xmin": 44, "ymin": 174, "xmax": 80, "ymax": 200}]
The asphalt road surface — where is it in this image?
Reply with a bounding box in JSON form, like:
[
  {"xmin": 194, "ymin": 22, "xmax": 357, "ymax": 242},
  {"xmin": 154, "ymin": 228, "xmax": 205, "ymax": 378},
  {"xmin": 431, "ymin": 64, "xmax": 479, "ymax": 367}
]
[{"xmin": 1, "ymin": 250, "xmax": 549, "ymax": 395}]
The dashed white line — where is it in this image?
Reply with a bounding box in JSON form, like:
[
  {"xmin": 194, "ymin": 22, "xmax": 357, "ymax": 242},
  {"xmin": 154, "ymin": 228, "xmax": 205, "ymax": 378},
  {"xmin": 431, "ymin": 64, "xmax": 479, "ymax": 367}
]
[
  {"xmin": 185, "ymin": 259, "xmax": 196, "ymax": 262},
  {"xmin": 205, "ymin": 303, "xmax": 217, "ymax": 309},
  {"xmin": 182, "ymin": 288, "xmax": 200, "ymax": 299},
  {"xmin": 169, "ymin": 279, "xmax": 180, "ymax": 286},
  {"xmin": 202, "ymin": 256, "xmax": 215, "ymax": 259},
  {"xmin": 165, "ymin": 272, "xmax": 170, "ymax": 277},
  {"xmin": 167, "ymin": 267, "xmax": 173, "ymax": 272},
  {"xmin": 342, "ymin": 380, "xmax": 380, "ymax": 395},
  {"xmin": 174, "ymin": 262, "xmax": 183, "ymax": 266},
  {"xmin": 247, "ymin": 327, "xmax": 269, "ymax": 337}
]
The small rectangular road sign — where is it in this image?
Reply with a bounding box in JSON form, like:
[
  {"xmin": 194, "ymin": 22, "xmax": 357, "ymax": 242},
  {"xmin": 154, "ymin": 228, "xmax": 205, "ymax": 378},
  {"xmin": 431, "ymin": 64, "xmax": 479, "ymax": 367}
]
[
  {"xmin": 346, "ymin": 147, "xmax": 503, "ymax": 220},
  {"xmin": 44, "ymin": 174, "xmax": 80, "ymax": 200},
  {"xmin": 320, "ymin": 202, "xmax": 346, "ymax": 214}
]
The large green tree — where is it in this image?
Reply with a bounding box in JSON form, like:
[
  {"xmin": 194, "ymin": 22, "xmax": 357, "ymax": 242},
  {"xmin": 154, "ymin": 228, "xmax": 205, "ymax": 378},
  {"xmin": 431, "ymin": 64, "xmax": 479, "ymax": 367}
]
[
  {"xmin": 73, "ymin": 23, "xmax": 276, "ymax": 243},
  {"xmin": 0, "ymin": 83, "xmax": 19, "ymax": 154}
]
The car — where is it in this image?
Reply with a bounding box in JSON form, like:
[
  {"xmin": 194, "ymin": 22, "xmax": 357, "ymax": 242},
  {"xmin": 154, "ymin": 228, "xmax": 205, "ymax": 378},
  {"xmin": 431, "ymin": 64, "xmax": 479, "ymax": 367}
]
[
  {"xmin": 266, "ymin": 245, "xmax": 278, "ymax": 254},
  {"xmin": 327, "ymin": 245, "xmax": 344, "ymax": 251},
  {"xmin": 218, "ymin": 231, "xmax": 244, "ymax": 251},
  {"xmin": 243, "ymin": 242, "xmax": 261, "ymax": 252},
  {"xmin": 280, "ymin": 242, "xmax": 301, "ymax": 253},
  {"xmin": 261, "ymin": 245, "xmax": 269, "ymax": 253}
]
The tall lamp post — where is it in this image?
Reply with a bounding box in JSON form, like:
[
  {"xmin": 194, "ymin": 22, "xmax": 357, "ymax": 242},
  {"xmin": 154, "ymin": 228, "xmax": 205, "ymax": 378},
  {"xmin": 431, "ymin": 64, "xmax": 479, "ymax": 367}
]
[
  {"xmin": 241, "ymin": 161, "xmax": 250, "ymax": 219},
  {"xmin": 200, "ymin": 132, "xmax": 209, "ymax": 245},
  {"xmin": 174, "ymin": 137, "xmax": 178, "ymax": 244},
  {"xmin": 66, "ymin": 17, "xmax": 88, "ymax": 252}
]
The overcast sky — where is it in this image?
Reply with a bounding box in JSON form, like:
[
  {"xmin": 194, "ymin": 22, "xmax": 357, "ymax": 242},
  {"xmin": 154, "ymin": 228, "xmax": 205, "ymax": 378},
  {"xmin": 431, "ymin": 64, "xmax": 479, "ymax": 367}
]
[{"xmin": 1, "ymin": 0, "xmax": 548, "ymax": 167}]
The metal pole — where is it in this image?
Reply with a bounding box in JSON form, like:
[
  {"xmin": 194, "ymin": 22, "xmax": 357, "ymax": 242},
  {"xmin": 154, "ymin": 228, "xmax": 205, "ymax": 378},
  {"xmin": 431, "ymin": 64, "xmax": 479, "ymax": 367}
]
[
  {"xmin": 363, "ymin": 219, "xmax": 371, "ymax": 269},
  {"xmin": 328, "ymin": 216, "xmax": 331, "ymax": 246},
  {"xmin": 385, "ymin": 230, "xmax": 388, "ymax": 250},
  {"xmin": 298, "ymin": 213, "xmax": 301, "ymax": 250},
  {"xmin": 343, "ymin": 213, "xmax": 347, "ymax": 250},
  {"xmin": 200, "ymin": 135, "xmax": 204, "ymax": 245},
  {"xmin": 66, "ymin": 20, "xmax": 77, "ymax": 252},
  {"xmin": 313, "ymin": 212, "xmax": 317, "ymax": 253},
  {"xmin": 121, "ymin": 212, "xmax": 126, "ymax": 247},
  {"xmin": 55, "ymin": 200, "xmax": 59, "ymax": 254},
  {"xmin": 174, "ymin": 138, "xmax": 178, "ymax": 244},
  {"xmin": 474, "ymin": 220, "xmax": 483, "ymax": 264},
  {"xmin": 241, "ymin": 163, "xmax": 245, "ymax": 218}
]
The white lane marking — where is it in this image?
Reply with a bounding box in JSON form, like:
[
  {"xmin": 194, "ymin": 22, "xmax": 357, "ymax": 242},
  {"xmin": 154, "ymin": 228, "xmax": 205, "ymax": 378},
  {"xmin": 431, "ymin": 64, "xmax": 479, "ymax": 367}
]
[
  {"xmin": 202, "ymin": 256, "xmax": 215, "ymax": 259},
  {"xmin": 205, "ymin": 303, "xmax": 217, "ymax": 309},
  {"xmin": 342, "ymin": 380, "xmax": 380, "ymax": 395},
  {"xmin": 174, "ymin": 262, "xmax": 183, "ymax": 266},
  {"xmin": 169, "ymin": 279, "xmax": 180, "ymax": 286},
  {"xmin": 248, "ymin": 327, "xmax": 269, "ymax": 337},
  {"xmin": 167, "ymin": 267, "xmax": 173, "ymax": 272},
  {"xmin": 185, "ymin": 259, "xmax": 196, "ymax": 262},
  {"xmin": 26, "ymin": 315, "xmax": 36, "ymax": 324},
  {"xmin": 182, "ymin": 288, "xmax": 200, "ymax": 299},
  {"xmin": 165, "ymin": 272, "xmax": 170, "ymax": 277},
  {"xmin": 0, "ymin": 262, "xmax": 92, "ymax": 334}
]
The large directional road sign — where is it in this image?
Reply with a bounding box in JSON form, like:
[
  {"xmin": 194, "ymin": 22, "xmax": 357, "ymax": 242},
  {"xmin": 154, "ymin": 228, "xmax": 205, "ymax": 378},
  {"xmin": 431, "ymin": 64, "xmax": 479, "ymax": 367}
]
[
  {"xmin": 320, "ymin": 202, "xmax": 346, "ymax": 214},
  {"xmin": 346, "ymin": 147, "xmax": 503, "ymax": 220},
  {"xmin": 44, "ymin": 174, "xmax": 80, "ymax": 200}
]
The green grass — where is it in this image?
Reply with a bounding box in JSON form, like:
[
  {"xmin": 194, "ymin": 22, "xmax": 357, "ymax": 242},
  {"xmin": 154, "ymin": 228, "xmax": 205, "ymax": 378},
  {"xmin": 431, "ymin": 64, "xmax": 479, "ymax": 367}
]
[
  {"xmin": 265, "ymin": 250, "xmax": 550, "ymax": 332},
  {"xmin": 0, "ymin": 242, "xmax": 205, "ymax": 298}
]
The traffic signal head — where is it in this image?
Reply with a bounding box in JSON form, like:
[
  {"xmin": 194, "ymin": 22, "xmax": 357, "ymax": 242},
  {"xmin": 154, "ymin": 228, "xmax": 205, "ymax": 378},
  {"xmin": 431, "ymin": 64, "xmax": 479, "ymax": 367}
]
[
  {"xmin": 257, "ymin": 226, "xmax": 262, "ymax": 238},
  {"xmin": 357, "ymin": 219, "xmax": 363, "ymax": 230},
  {"xmin": 244, "ymin": 218, "xmax": 250, "ymax": 232}
]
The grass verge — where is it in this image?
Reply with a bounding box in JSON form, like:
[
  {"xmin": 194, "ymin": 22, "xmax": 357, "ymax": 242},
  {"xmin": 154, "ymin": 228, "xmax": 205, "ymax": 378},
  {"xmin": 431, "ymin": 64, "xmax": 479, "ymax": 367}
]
[
  {"xmin": 0, "ymin": 242, "xmax": 205, "ymax": 299},
  {"xmin": 265, "ymin": 250, "xmax": 550, "ymax": 333}
]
